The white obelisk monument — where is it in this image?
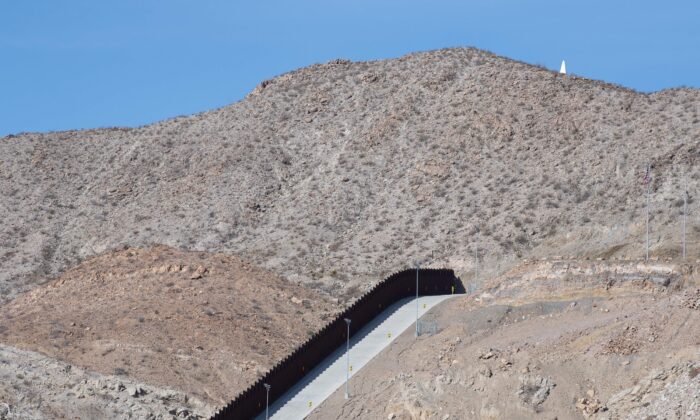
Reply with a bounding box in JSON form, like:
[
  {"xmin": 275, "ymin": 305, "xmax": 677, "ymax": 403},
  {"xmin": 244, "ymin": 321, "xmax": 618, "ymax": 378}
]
[{"xmin": 559, "ymin": 60, "xmax": 567, "ymax": 75}]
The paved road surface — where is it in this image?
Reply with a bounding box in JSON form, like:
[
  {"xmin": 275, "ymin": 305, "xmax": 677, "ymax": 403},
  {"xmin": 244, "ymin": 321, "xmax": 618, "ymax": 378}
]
[{"xmin": 258, "ymin": 294, "xmax": 457, "ymax": 419}]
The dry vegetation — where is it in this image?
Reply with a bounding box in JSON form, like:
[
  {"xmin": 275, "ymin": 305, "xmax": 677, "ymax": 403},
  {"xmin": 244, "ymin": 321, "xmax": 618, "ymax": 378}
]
[
  {"xmin": 1, "ymin": 48, "xmax": 698, "ymax": 305},
  {"xmin": 0, "ymin": 246, "xmax": 337, "ymax": 406},
  {"xmin": 0, "ymin": 47, "xmax": 699, "ymax": 418},
  {"xmin": 309, "ymin": 259, "xmax": 700, "ymax": 420}
]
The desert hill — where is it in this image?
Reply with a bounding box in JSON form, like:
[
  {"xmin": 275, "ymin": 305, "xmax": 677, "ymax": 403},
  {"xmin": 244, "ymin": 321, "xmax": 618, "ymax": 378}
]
[
  {"xmin": 2, "ymin": 48, "xmax": 699, "ymax": 306},
  {"xmin": 1, "ymin": 47, "xmax": 700, "ymax": 418},
  {"xmin": 0, "ymin": 245, "xmax": 337, "ymax": 406}
]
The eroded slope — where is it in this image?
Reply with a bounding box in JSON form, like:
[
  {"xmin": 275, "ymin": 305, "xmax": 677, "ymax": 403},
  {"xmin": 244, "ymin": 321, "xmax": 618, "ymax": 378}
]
[
  {"xmin": 0, "ymin": 246, "xmax": 338, "ymax": 405},
  {"xmin": 309, "ymin": 260, "xmax": 700, "ymax": 419},
  {"xmin": 1, "ymin": 48, "xmax": 699, "ymax": 304}
]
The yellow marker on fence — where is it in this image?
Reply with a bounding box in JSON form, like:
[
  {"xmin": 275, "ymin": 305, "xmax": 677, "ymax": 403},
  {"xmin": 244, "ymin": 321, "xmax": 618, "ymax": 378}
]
[
  {"xmin": 423, "ymin": 303, "xmax": 427, "ymax": 309},
  {"xmin": 349, "ymin": 365, "xmax": 353, "ymax": 372},
  {"xmin": 451, "ymin": 285, "xmax": 455, "ymax": 294},
  {"xmin": 308, "ymin": 401, "xmax": 313, "ymax": 408},
  {"xmin": 387, "ymin": 332, "xmax": 392, "ymax": 338}
]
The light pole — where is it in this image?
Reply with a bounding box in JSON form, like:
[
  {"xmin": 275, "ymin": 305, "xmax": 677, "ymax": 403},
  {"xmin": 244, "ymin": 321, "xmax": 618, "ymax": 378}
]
[
  {"xmin": 263, "ymin": 383, "xmax": 271, "ymax": 420},
  {"xmin": 415, "ymin": 262, "xmax": 420, "ymax": 337},
  {"xmin": 643, "ymin": 164, "xmax": 652, "ymax": 261},
  {"xmin": 344, "ymin": 318, "xmax": 351, "ymax": 399},
  {"xmin": 474, "ymin": 228, "xmax": 479, "ymax": 292},
  {"xmin": 646, "ymin": 181, "xmax": 651, "ymax": 261},
  {"xmin": 683, "ymin": 177, "xmax": 688, "ymax": 260}
]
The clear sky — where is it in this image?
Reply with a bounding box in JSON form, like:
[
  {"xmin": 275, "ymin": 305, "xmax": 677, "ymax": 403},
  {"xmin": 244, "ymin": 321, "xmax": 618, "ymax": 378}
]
[{"xmin": 2, "ymin": 0, "xmax": 699, "ymax": 136}]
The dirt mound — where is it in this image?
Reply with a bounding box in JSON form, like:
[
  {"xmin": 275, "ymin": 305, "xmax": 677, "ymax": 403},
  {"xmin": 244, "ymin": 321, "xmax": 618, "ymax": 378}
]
[{"xmin": 0, "ymin": 245, "xmax": 338, "ymax": 404}]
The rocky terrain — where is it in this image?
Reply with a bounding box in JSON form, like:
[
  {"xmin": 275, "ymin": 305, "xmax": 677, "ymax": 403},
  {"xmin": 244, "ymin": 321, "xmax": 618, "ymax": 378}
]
[
  {"xmin": 1, "ymin": 47, "xmax": 699, "ymax": 418},
  {"xmin": 0, "ymin": 246, "xmax": 337, "ymax": 416},
  {"xmin": 0, "ymin": 344, "xmax": 213, "ymax": 419},
  {"xmin": 1, "ymin": 48, "xmax": 698, "ymax": 305},
  {"xmin": 309, "ymin": 259, "xmax": 700, "ymax": 419}
]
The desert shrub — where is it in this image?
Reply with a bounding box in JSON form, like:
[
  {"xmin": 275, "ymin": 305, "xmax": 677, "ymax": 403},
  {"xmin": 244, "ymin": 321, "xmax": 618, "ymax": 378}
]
[{"xmin": 575, "ymin": 190, "xmax": 591, "ymax": 204}]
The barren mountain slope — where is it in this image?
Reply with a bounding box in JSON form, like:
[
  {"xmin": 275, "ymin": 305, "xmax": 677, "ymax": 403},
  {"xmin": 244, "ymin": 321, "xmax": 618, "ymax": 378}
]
[
  {"xmin": 0, "ymin": 245, "xmax": 337, "ymax": 405},
  {"xmin": 309, "ymin": 259, "xmax": 700, "ymax": 419},
  {"xmin": 1, "ymin": 48, "xmax": 699, "ymax": 303}
]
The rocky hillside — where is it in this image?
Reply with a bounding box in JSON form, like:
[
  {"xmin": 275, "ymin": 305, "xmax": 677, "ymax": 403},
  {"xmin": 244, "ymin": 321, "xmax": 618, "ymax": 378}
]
[
  {"xmin": 1, "ymin": 48, "xmax": 699, "ymax": 304},
  {"xmin": 0, "ymin": 344, "xmax": 214, "ymax": 419},
  {"xmin": 0, "ymin": 246, "xmax": 337, "ymax": 405},
  {"xmin": 308, "ymin": 259, "xmax": 700, "ymax": 419}
]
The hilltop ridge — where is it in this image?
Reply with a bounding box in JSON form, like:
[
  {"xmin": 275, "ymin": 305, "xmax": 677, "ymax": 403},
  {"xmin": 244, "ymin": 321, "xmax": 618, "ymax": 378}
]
[
  {"xmin": 1, "ymin": 47, "xmax": 699, "ymax": 419},
  {"xmin": 1, "ymin": 47, "xmax": 699, "ymax": 305}
]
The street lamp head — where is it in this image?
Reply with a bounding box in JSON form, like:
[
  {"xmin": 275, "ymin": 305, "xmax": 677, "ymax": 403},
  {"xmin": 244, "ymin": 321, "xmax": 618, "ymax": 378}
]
[
  {"xmin": 344, "ymin": 318, "xmax": 351, "ymax": 325},
  {"xmin": 264, "ymin": 383, "xmax": 271, "ymax": 391}
]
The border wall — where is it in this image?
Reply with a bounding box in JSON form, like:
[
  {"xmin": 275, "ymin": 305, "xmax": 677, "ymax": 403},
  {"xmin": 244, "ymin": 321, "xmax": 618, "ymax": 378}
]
[{"xmin": 211, "ymin": 268, "xmax": 463, "ymax": 419}]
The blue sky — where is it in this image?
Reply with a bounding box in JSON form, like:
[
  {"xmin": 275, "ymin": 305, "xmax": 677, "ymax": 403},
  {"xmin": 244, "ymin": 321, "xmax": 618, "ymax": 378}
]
[{"xmin": 1, "ymin": 0, "xmax": 699, "ymax": 136}]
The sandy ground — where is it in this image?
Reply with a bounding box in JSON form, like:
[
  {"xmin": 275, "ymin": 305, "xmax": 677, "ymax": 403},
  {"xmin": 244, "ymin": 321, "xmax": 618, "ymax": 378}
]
[
  {"xmin": 0, "ymin": 246, "xmax": 339, "ymax": 407},
  {"xmin": 309, "ymin": 263, "xmax": 700, "ymax": 419}
]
